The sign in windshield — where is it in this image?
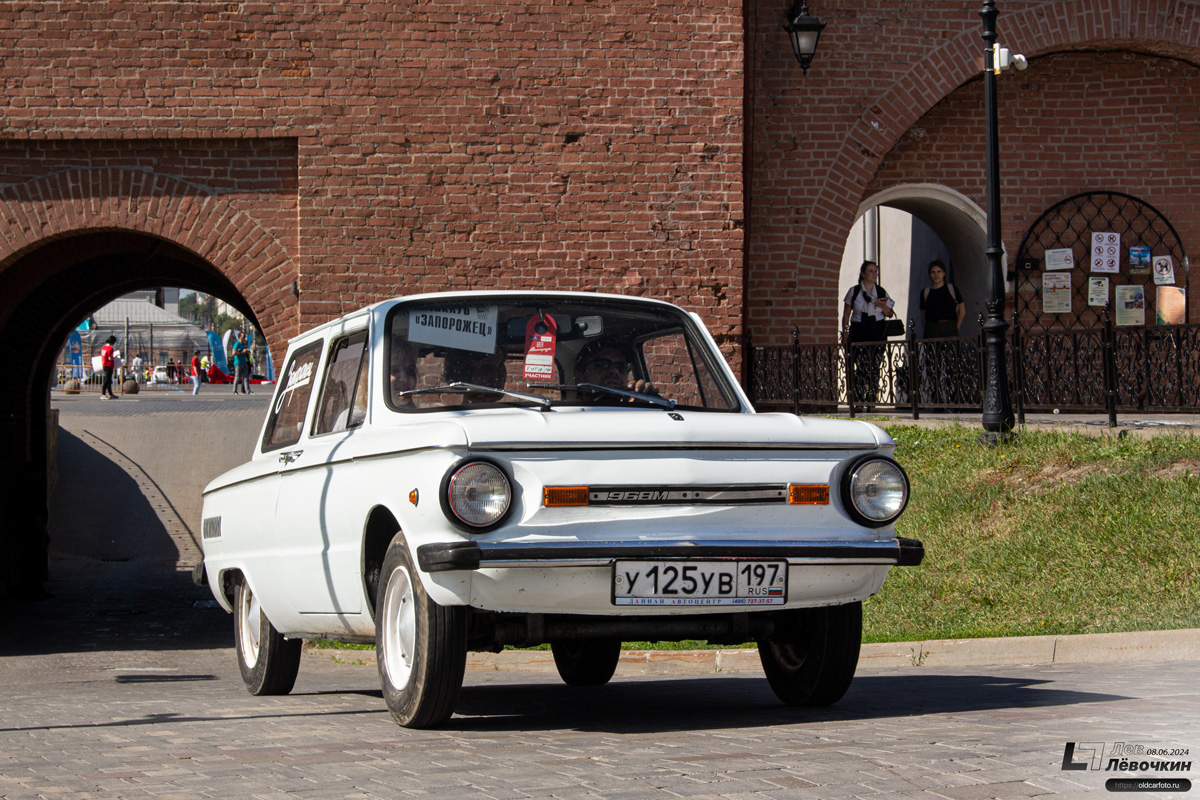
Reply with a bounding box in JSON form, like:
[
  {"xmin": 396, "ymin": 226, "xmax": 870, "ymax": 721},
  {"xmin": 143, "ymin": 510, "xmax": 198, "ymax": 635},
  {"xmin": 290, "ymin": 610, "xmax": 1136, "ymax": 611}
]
[{"xmin": 384, "ymin": 297, "xmax": 739, "ymax": 412}]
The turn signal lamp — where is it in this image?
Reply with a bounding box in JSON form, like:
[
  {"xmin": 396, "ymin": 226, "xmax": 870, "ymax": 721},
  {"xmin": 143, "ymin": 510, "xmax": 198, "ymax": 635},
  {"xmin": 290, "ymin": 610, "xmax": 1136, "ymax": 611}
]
[
  {"xmin": 544, "ymin": 486, "xmax": 589, "ymax": 507},
  {"xmin": 788, "ymin": 484, "xmax": 830, "ymax": 505}
]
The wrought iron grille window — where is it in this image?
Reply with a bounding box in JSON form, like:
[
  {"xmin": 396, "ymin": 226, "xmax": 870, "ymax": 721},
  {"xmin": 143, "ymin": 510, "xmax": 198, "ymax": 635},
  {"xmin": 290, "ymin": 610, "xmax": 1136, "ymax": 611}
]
[{"xmin": 1015, "ymin": 191, "xmax": 1189, "ymax": 333}]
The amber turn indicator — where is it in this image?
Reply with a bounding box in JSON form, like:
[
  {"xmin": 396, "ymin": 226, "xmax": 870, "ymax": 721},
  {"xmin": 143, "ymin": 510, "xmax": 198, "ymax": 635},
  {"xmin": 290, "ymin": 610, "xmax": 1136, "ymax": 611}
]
[
  {"xmin": 543, "ymin": 486, "xmax": 589, "ymax": 507},
  {"xmin": 788, "ymin": 484, "xmax": 829, "ymax": 504}
]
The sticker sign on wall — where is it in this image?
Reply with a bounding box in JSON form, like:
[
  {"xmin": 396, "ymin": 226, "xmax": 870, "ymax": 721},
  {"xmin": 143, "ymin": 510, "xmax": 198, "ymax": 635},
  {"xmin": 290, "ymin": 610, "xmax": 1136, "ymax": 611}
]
[
  {"xmin": 1042, "ymin": 272, "xmax": 1072, "ymax": 314},
  {"xmin": 1045, "ymin": 248, "xmax": 1075, "ymax": 271},
  {"xmin": 1091, "ymin": 231, "xmax": 1120, "ymax": 274},
  {"xmin": 1153, "ymin": 255, "xmax": 1176, "ymax": 286}
]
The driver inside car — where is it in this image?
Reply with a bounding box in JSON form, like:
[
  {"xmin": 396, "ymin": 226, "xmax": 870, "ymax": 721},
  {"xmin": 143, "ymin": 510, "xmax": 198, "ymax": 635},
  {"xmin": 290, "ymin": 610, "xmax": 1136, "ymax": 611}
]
[{"xmin": 575, "ymin": 339, "xmax": 657, "ymax": 396}]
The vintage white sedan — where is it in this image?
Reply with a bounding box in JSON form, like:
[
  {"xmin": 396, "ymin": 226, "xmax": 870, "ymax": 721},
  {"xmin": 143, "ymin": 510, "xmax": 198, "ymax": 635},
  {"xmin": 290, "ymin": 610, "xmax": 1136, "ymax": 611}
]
[{"xmin": 197, "ymin": 291, "xmax": 922, "ymax": 728}]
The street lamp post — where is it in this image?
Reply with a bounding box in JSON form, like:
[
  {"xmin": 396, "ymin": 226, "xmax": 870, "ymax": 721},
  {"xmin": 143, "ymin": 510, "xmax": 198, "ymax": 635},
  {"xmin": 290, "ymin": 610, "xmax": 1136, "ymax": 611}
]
[{"xmin": 979, "ymin": 0, "xmax": 1015, "ymax": 443}]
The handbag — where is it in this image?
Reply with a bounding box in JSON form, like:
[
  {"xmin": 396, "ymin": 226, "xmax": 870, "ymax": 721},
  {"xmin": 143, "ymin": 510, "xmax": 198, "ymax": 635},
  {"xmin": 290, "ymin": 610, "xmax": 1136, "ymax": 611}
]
[{"xmin": 884, "ymin": 319, "xmax": 905, "ymax": 338}]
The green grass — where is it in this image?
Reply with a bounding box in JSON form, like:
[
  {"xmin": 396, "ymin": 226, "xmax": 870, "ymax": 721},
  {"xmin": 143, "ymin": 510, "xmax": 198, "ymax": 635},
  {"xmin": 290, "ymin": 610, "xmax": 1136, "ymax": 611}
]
[
  {"xmin": 313, "ymin": 425, "xmax": 1200, "ymax": 651},
  {"xmin": 870, "ymin": 424, "xmax": 1200, "ymax": 642}
]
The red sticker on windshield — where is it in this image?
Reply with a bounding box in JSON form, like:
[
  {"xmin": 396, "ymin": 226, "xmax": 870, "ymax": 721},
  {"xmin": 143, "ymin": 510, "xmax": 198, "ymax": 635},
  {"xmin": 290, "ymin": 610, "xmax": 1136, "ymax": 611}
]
[{"xmin": 523, "ymin": 313, "xmax": 557, "ymax": 381}]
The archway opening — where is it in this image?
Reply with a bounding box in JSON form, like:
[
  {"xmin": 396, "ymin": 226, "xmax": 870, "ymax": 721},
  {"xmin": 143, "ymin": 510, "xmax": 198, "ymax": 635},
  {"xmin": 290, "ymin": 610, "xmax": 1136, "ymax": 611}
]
[
  {"xmin": 839, "ymin": 185, "xmax": 989, "ymax": 340},
  {"xmin": 0, "ymin": 230, "xmax": 263, "ymax": 612}
]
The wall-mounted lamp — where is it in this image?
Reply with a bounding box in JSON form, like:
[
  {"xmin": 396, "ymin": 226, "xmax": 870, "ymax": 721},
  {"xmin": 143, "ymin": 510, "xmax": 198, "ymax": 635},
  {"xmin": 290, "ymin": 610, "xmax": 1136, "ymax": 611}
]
[{"xmin": 783, "ymin": 1, "xmax": 825, "ymax": 74}]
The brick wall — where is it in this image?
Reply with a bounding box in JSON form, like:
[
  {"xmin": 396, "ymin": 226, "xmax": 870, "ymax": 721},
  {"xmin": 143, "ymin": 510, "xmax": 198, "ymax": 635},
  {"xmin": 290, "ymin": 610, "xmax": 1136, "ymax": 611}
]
[
  {"xmin": 0, "ymin": 1, "xmax": 746, "ymax": 361},
  {"xmin": 868, "ymin": 50, "xmax": 1200, "ymax": 329},
  {"xmin": 747, "ymin": 0, "xmax": 1200, "ymax": 345}
]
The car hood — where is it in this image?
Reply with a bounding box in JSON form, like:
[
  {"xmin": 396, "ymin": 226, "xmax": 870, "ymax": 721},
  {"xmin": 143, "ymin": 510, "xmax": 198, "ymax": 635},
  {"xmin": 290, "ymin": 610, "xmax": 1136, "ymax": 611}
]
[{"xmin": 442, "ymin": 407, "xmax": 889, "ymax": 451}]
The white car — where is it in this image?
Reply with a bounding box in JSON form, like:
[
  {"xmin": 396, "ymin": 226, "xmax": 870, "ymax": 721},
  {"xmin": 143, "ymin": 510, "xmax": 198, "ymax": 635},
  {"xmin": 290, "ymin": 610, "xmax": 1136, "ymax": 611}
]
[{"xmin": 196, "ymin": 291, "xmax": 922, "ymax": 728}]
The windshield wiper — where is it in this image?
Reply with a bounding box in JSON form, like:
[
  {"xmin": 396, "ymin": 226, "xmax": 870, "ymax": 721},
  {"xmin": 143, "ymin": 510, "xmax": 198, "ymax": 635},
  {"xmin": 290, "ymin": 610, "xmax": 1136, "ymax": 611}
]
[
  {"xmin": 541, "ymin": 382, "xmax": 676, "ymax": 410},
  {"xmin": 396, "ymin": 382, "xmax": 552, "ymax": 410}
]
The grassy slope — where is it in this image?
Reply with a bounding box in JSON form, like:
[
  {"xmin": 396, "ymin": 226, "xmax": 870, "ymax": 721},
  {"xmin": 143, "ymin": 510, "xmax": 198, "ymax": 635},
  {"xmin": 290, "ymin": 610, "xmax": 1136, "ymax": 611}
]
[{"xmin": 868, "ymin": 424, "xmax": 1200, "ymax": 642}]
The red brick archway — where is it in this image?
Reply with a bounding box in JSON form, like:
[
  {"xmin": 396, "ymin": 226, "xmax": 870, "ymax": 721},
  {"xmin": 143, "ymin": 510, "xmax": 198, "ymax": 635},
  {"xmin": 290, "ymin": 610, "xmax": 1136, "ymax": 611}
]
[
  {"xmin": 749, "ymin": 0, "xmax": 1200, "ymax": 345},
  {"xmin": 0, "ymin": 160, "xmax": 302, "ymax": 598},
  {"xmin": 0, "ymin": 166, "xmax": 300, "ymax": 352}
]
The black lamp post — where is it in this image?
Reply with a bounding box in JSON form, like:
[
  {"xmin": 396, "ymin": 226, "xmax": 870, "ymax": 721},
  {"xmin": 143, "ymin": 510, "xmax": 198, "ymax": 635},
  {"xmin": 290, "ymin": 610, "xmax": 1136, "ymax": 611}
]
[
  {"xmin": 784, "ymin": 2, "xmax": 825, "ymax": 73},
  {"xmin": 979, "ymin": 0, "xmax": 1015, "ymax": 443}
]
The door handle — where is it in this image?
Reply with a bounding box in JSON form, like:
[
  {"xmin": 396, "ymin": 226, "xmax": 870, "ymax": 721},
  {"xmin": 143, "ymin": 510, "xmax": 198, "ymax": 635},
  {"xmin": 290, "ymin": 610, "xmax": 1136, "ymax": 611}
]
[{"xmin": 278, "ymin": 450, "xmax": 303, "ymax": 464}]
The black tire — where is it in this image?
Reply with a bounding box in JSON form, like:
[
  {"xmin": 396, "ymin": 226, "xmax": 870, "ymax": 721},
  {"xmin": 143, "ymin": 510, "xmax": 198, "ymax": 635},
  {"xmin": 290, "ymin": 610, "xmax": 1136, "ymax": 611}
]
[
  {"xmin": 233, "ymin": 577, "xmax": 302, "ymax": 696},
  {"xmin": 376, "ymin": 533, "xmax": 467, "ymax": 728},
  {"xmin": 550, "ymin": 639, "xmax": 622, "ymax": 686},
  {"xmin": 757, "ymin": 602, "xmax": 862, "ymax": 706}
]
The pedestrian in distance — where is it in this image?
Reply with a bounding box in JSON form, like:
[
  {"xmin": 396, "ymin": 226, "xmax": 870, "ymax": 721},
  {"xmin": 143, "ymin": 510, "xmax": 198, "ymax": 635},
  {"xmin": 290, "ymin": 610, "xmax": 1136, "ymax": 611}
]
[
  {"xmin": 919, "ymin": 259, "xmax": 967, "ymax": 407},
  {"xmin": 919, "ymin": 259, "xmax": 966, "ymax": 339},
  {"xmin": 231, "ymin": 330, "xmax": 252, "ymax": 395},
  {"xmin": 190, "ymin": 349, "xmax": 203, "ymax": 396},
  {"xmin": 99, "ymin": 335, "xmax": 118, "ymax": 399},
  {"xmin": 840, "ymin": 260, "xmax": 898, "ymax": 410}
]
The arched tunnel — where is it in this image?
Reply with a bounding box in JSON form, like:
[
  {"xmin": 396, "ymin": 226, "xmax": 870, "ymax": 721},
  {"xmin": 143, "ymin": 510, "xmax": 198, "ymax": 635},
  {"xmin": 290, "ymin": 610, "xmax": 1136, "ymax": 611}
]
[{"xmin": 0, "ymin": 231, "xmax": 261, "ymax": 601}]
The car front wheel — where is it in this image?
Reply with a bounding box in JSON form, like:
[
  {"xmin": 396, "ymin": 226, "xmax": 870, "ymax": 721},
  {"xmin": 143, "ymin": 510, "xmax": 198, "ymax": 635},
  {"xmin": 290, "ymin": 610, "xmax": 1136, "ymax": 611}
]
[
  {"xmin": 550, "ymin": 639, "xmax": 622, "ymax": 686},
  {"xmin": 233, "ymin": 577, "xmax": 302, "ymax": 695},
  {"xmin": 376, "ymin": 533, "xmax": 467, "ymax": 728},
  {"xmin": 757, "ymin": 602, "xmax": 862, "ymax": 706}
]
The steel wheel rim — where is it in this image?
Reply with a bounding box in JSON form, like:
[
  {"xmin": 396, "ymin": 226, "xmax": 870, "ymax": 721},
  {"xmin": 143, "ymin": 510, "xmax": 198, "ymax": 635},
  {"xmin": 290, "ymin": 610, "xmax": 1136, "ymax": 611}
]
[
  {"xmin": 771, "ymin": 640, "xmax": 807, "ymax": 672},
  {"xmin": 381, "ymin": 564, "xmax": 416, "ymax": 690},
  {"xmin": 238, "ymin": 584, "xmax": 262, "ymax": 667}
]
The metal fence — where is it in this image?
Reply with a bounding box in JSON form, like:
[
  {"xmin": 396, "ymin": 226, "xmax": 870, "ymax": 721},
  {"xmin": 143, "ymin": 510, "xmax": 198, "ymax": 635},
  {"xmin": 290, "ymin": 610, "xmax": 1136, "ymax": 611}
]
[
  {"xmin": 55, "ymin": 363, "xmax": 201, "ymax": 393},
  {"xmin": 747, "ymin": 319, "xmax": 1200, "ymax": 425}
]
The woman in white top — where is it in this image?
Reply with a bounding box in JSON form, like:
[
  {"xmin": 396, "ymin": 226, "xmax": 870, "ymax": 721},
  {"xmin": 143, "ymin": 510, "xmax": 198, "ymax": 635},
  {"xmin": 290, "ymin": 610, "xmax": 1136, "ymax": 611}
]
[{"xmin": 840, "ymin": 260, "xmax": 897, "ymax": 408}]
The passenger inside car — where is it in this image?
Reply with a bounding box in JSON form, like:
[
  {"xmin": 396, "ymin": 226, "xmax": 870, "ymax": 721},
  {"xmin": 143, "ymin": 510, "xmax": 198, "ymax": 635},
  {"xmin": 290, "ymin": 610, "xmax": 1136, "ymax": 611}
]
[{"xmin": 389, "ymin": 339, "xmax": 418, "ymax": 407}]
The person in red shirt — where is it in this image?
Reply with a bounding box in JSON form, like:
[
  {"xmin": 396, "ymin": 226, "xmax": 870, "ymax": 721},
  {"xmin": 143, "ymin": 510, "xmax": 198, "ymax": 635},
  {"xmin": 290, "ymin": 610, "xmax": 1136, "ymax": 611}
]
[
  {"xmin": 99, "ymin": 335, "xmax": 118, "ymax": 400},
  {"xmin": 190, "ymin": 349, "xmax": 203, "ymax": 396}
]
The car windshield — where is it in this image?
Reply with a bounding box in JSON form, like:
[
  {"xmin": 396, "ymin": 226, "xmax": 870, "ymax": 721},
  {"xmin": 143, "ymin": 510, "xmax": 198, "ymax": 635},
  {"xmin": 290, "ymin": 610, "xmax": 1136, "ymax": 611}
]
[{"xmin": 384, "ymin": 296, "xmax": 741, "ymax": 412}]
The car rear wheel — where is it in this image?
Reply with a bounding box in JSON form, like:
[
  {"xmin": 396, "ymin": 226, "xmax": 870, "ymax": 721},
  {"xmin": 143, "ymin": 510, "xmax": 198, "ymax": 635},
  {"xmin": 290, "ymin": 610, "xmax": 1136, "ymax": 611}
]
[
  {"xmin": 550, "ymin": 639, "xmax": 622, "ymax": 686},
  {"xmin": 376, "ymin": 533, "xmax": 467, "ymax": 728},
  {"xmin": 757, "ymin": 602, "xmax": 861, "ymax": 706},
  {"xmin": 234, "ymin": 577, "xmax": 302, "ymax": 695}
]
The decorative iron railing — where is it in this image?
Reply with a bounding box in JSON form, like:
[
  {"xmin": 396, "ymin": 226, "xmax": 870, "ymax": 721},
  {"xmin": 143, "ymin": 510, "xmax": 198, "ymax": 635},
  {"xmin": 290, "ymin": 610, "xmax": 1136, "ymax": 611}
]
[{"xmin": 747, "ymin": 320, "xmax": 1200, "ymax": 424}]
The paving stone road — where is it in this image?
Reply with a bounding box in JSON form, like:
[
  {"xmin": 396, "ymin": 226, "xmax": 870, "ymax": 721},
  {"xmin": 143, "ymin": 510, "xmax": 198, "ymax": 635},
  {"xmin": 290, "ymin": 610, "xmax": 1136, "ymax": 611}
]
[
  {"xmin": 1, "ymin": 642, "xmax": 1198, "ymax": 799},
  {"xmin": 1, "ymin": 394, "xmax": 1192, "ymax": 799}
]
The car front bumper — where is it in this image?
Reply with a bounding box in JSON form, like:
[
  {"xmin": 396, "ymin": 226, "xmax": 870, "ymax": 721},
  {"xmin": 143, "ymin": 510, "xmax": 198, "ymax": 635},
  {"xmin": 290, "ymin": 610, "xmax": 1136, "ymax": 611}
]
[{"xmin": 418, "ymin": 537, "xmax": 925, "ymax": 572}]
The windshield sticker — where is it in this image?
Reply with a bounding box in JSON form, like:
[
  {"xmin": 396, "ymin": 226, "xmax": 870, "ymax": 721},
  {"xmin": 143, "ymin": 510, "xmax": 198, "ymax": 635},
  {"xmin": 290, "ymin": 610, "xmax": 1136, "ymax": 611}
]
[
  {"xmin": 408, "ymin": 306, "xmax": 498, "ymax": 354},
  {"xmin": 523, "ymin": 312, "xmax": 558, "ymax": 381},
  {"xmin": 275, "ymin": 358, "xmax": 314, "ymax": 414}
]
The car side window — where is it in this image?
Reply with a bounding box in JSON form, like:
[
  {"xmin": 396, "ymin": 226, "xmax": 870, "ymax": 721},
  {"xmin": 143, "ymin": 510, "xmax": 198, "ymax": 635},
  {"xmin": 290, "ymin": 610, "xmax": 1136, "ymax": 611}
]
[
  {"xmin": 261, "ymin": 342, "xmax": 323, "ymax": 452},
  {"xmin": 347, "ymin": 345, "xmax": 370, "ymax": 429},
  {"xmin": 313, "ymin": 331, "xmax": 368, "ymax": 437}
]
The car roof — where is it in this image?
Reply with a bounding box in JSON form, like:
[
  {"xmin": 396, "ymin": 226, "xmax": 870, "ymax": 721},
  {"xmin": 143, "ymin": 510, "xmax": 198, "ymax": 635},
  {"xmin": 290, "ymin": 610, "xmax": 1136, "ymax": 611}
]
[{"xmin": 283, "ymin": 290, "xmax": 687, "ymax": 350}]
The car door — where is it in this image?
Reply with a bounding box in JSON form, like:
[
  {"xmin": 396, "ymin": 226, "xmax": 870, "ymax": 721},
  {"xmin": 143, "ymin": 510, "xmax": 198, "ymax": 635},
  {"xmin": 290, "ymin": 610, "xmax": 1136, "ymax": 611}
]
[{"xmin": 273, "ymin": 322, "xmax": 371, "ymax": 617}]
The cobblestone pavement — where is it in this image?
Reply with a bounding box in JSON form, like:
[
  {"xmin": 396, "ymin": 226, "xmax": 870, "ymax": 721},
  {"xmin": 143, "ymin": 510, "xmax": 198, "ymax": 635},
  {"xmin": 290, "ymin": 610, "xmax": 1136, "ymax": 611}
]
[
  {"xmin": 1, "ymin": 641, "xmax": 1197, "ymax": 799},
  {"xmin": 11, "ymin": 392, "xmax": 1192, "ymax": 798}
]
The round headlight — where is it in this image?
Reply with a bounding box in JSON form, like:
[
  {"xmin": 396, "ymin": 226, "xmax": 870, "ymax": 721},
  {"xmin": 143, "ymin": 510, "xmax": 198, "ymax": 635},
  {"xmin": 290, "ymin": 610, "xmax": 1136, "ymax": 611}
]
[
  {"xmin": 446, "ymin": 461, "xmax": 512, "ymax": 528},
  {"xmin": 844, "ymin": 457, "xmax": 908, "ymax": 526}
]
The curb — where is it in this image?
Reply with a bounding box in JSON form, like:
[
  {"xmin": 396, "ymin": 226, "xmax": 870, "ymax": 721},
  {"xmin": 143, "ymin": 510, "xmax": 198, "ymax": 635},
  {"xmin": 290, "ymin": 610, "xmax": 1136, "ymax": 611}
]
[{"xmin": 312, "ymin": 627, "xmax": 1200, "ymax": 673}]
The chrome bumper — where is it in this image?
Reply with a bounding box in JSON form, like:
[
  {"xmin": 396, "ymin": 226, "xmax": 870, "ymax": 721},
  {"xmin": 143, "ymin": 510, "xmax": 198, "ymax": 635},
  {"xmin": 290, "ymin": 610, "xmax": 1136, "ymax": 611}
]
[{"xmin": 417, "ymin": 537, "xmax": 924, "ymax": 572}]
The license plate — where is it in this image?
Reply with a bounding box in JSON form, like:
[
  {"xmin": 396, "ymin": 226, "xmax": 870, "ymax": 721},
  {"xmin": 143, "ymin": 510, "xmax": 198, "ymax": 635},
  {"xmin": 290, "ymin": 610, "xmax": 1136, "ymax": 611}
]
[{"xmin": 612, "ymin": 560, "xmax": 788, "ymax": 606}]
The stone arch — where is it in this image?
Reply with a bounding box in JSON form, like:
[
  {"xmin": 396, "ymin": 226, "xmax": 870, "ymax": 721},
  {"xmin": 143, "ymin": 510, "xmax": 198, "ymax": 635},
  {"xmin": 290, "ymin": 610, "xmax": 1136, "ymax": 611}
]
[
  {"xmin": 0, "ymin": 167, "xmax": 300, "ymax": 599},
  {"xmin": 0, "ymin": 167, "xmax": 299, "ymax": 348},
  {"xmin": 805, "ymin": 0, "xmax": 1200, "ymax": 299},
  {"xmin": 849, "ymin": 184, "xmax": 989, "ymax": 338}
]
